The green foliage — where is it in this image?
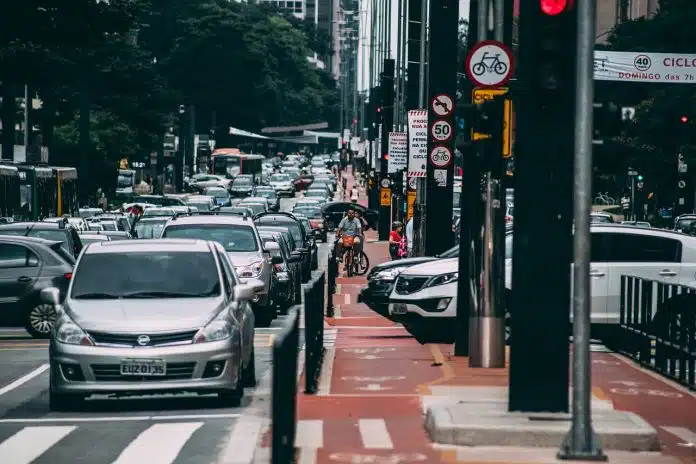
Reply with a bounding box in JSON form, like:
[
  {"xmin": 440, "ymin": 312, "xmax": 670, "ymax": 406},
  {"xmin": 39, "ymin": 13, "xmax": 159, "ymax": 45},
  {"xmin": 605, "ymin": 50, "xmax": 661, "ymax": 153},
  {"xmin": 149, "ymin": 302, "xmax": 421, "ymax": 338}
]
[
  {"xmin": 600, "ymin": 2, "xmax": 696, "ymax": 173},
  {"xmin": 1, "ymin": 0, "xmax": 339, "ymax": 166}
]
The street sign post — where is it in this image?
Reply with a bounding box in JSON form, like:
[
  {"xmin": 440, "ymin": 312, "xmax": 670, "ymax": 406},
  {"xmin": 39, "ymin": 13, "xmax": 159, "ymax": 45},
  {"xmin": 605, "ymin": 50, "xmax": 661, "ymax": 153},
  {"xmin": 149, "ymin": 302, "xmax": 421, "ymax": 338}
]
[{"xmin": 465, "ymin": 40, "xmax": 515, "ymax": 88}]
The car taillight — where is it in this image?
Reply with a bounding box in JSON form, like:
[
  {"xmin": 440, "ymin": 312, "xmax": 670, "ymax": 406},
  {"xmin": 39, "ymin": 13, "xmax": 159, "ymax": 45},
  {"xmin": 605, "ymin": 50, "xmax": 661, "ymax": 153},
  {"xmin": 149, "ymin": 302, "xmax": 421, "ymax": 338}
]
[
  {"xmin": 310, "ymin": 220, "xmax": 323, "ymax": 228},
  {"xmin": 64, "ymin": 272, "xmax": 72, "ymax": 280}
]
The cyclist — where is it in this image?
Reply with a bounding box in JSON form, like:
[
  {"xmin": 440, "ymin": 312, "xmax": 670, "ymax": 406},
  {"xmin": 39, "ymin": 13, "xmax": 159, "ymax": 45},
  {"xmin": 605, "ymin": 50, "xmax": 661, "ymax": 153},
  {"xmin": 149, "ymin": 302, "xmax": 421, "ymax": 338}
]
[{"xmin": 335, "ymin": 207, "xmax": 363, "ymax": 269}]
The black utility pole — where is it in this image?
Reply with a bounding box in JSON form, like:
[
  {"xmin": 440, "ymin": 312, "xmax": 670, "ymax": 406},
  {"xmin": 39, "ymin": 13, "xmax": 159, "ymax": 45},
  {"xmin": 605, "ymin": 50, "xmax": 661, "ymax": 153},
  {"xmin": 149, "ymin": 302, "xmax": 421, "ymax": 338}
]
[
  {"xmin": 508, "ymin": 1, "xmax": 577, "ymax": 412},
  {"xmin": 424, "ymin": 0, "xmax": 459, "ymax": 256},
  {"xmin": 378, "ymin": 59, "xmax": 395, "ymax": 240},
  {"xmin": 368, "ymin": 86, "xmax": 381, "ymax": 211},
  {"xmin": 406, "ymin": 0, "xmax": 422, "ymax": 110},
  {"xmin": 453, "ymin": 0, "xmax": 480, "ymax": 357}
]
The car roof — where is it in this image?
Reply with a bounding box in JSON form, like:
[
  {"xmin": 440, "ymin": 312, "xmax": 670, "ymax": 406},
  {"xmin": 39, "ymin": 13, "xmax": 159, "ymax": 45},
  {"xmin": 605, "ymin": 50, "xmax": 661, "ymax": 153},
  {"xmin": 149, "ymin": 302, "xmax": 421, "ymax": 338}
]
[
  {"xmin": 0, "ymin": 234, "xmax": 63, "ymax": 246},
  {"xmin": 84, "ymin": 239, "xmax": 213, "ymax": 254},
  {"xmin": 165, "ymin": 214, "xmax": 255, "ymax": 226},
  {"xmin": 135, "ymin": 217, "xmax": 170, "ymax": 223},
  {"xmin": 0, "ymin": 222, "xmax": 71, "ymax": 231},
  {"xmin": 590, "ymin": 223, "xmax": 689, "ymax": 237}
]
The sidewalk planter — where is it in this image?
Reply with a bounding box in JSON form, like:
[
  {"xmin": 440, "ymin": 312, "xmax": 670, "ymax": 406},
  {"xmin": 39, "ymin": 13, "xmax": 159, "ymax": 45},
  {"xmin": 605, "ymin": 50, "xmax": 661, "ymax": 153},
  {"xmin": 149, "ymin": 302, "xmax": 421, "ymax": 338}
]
[{"xmin": 271, "ymin": 306, "xmax": 299, "ymax": 464}]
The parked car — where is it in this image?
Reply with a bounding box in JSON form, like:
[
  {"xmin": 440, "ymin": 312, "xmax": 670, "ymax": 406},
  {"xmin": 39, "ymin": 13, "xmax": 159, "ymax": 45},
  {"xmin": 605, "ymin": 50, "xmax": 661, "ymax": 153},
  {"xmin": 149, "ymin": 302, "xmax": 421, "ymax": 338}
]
[
  {"xmin": 0, "ymin": 235, "xmax": 75, "ymax": 337},
  {"xmin": 45, "ymin": 239, "xmax": 258, "ymax": 411}
]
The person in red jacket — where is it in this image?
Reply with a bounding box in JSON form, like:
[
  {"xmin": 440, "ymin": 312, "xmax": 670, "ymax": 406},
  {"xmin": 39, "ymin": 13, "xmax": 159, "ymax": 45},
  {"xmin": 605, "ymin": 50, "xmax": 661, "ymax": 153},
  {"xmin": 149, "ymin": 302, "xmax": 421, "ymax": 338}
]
[{"xmin": 388, "ymin": 221, "xmax": 404, "ymax": 260}]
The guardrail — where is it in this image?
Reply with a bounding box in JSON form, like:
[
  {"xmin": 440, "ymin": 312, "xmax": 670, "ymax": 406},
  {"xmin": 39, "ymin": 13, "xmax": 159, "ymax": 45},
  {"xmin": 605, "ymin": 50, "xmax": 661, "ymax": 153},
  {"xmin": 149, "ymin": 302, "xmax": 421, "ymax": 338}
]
[
  {"xmin": 271, "ymin": 306, "xmax": 299, "ymax": 464},
  {"xmin": 619, "ymin": 275, "xmax": 695, "ymax": 390},
  {"xmin": 304, "ymin": 270, "xmax": 326, "ymax": 394}
]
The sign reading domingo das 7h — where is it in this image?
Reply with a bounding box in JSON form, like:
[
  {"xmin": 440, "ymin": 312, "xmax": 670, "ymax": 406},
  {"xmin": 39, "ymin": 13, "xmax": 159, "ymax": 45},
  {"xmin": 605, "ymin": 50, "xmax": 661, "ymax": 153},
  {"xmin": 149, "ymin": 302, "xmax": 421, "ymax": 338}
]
[{"xmin": 595, "ymin": 51, "xmax": 696, "ymax": 84}]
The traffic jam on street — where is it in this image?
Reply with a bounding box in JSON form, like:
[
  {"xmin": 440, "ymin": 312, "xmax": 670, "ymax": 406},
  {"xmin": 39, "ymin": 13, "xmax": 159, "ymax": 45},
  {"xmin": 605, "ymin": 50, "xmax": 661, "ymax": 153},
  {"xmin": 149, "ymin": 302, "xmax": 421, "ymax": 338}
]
[{"xmin": 0, "ymin": 153, "xmax": 350, "ymax": 463}]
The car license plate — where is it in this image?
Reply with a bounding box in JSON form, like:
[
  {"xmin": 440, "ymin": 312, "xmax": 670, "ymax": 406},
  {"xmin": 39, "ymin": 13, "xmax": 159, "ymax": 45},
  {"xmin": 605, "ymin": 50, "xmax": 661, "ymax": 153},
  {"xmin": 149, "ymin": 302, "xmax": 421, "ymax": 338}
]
[
  {"xmin": 392, "ymin": 303, "xmax": 407, "ymax": 315},
  {"xmin": 216, "ymin": 199, "xmax": 226, "ymax": 205},
  {"xmin": 120, "ymin": 359, "xmax": 166, "ymax": 376}
]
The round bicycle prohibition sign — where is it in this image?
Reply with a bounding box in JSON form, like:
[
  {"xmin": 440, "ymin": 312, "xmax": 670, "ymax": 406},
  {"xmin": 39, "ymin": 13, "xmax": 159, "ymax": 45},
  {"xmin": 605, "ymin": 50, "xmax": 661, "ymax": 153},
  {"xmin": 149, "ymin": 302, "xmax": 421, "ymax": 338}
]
[
  {"xmin": 465, "ymin": 40, "xmax": 514, "ymax": 87},
  {"xmin": 429, "ymin": 146, "xmax": 452, "ymax": 167},
  {"xmin": 430, "ymin": 119, "xmax": 453, "ymax": 142}
]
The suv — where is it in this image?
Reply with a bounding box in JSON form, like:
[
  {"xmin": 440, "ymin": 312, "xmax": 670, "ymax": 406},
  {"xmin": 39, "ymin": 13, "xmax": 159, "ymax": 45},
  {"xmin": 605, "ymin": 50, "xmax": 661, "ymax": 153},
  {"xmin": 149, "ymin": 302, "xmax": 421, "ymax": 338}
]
[
  {"xmin": 0, "ymin": 235, "xmax": 75, "ymax": 338},
  {"xmin": 45, "ymin": 239, "xmax": 257, "ymax": 411},
  {"xmin": 0, "ymin": 220, "xmax": 83, "ymax": 258},
  {"xmin": 254, "ymin": 212, "xmax": 312, "ymax": 282},
  {"xmin": 160, "ymin": 213, "xmax": 279, "ymax": 326},
  {"xmin": 387, "ymin": 224, "xmax": 696, "ymax": 343}
]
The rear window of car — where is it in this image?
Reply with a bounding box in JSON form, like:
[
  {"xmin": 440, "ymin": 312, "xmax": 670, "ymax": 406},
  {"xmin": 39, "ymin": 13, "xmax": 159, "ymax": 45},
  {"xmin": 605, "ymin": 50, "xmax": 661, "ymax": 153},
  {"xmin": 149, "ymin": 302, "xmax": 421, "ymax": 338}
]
[
  {"xmin": 255, "ymin": 218, "xmax": 302, "ymax": 243},
  {"xmin": 293, "ymin": 208, "xmax": 322, "ymax": 218},
  {"xmin": 162, "ymin": 224, "xmax": 259, "ymax": 252},
  {"xmin": 134, "ymin": 220, "xmax": 166, "ymax": 239},
  {"xmin": 71, "ymin": 251, "xmax": 221, "ymax": 299}
]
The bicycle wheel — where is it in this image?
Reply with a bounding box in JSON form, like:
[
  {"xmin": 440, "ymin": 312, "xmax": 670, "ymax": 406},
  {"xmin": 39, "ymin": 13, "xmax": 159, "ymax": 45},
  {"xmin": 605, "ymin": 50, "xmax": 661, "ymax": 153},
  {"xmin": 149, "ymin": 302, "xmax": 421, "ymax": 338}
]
[
  {"xmin": 472, "ymin": 62, "xmax": 485, "ymax": 76},
  {"xmin": 354, "ymin": 251, "xmax": 370, "ymax": 276},
  {"xmin": 494, "ymin": 61, "xmax": 508, "ymax": 75},
  {"xmin": 345, "ymin": 250, "xmax": 354, "ymax": 277}
]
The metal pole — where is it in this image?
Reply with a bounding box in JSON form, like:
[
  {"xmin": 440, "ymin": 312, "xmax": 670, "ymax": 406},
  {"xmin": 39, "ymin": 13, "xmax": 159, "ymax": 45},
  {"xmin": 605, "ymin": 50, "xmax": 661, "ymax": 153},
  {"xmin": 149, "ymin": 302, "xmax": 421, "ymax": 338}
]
[
  {"xmin": 417, "ymin": 0, "xmax": 427, "ymax": 106},
  {"xmin": 478, "ymin": 0, "xmax": 488, "ymax": 41},
  {"xmin": 631, "ymin": 176, "xmax": 636, "ymax": 221},
  {"xmin": 23, "ymin": 85, "xmax": 29, "ymax": 152},
  {"xmin": 558, "ymin": 0, "xmax": 606, "ymax": 458},
  {"xmin": 395, "ymin": 0, "xmax": 403, "ymax": 128},
  {"xmin": 494, "ymin": 0, "xmax": 504, "ymax": 42},
  {"xmin": 400, "ymin": 0, "xmax": 409, "ymax": 128}
]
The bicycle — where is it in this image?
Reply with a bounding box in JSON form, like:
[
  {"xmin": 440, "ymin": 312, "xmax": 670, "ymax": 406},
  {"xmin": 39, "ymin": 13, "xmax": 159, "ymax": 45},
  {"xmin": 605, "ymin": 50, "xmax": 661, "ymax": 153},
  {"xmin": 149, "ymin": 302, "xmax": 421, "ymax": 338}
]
[
  {"xmin": 593, "ymin": 192, "xmax": 616, "ymax": 205},
  {"xmin": 472, "ymin": 52, "xmax": 508, "ymax": 76}
]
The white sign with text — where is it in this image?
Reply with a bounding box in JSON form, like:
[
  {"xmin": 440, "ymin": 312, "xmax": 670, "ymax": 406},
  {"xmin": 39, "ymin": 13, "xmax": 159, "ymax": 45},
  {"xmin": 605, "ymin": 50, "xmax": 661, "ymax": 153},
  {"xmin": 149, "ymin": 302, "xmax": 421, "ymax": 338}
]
[
  {"xmin": 388, "ymin": 132, "xmax": 408, "ymax": 173},
  {"xmin": 407, "ymin": 110, "xmax": 428, "ymax": 178}
]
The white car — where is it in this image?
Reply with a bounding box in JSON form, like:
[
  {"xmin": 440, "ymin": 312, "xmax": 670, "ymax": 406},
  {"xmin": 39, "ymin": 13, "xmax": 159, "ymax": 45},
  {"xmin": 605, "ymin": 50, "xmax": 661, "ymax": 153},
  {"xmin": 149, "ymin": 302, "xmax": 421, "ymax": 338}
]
[
  {"xmin": 387, "ymin": 258, "xmax": 459, "ymax": 340},
  {"xmin": 268, "ymin": 174, "xmax": 295, "ymax": 196},
  {"xmin": 387, "ymin": 224, "xmax": 696, "ymax": 341}
]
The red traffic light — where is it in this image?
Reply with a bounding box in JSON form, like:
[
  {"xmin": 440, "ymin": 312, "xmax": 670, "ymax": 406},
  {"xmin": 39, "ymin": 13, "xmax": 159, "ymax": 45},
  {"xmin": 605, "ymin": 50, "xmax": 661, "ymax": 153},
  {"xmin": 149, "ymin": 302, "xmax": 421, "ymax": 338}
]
[
  {"xmin": 377, "ymin": 107, "xmax": 382, "ymax": 113},
  {"xmin": 383, "ymin": 153, "xmax": 389, "ymax": 160},
  {"xmin": 541, "ymin": 0, "xmax": 568, "ymax": 15},
  {"xmin": 681, "ymin": 116, "xmax": 689, "ymax": 123}
]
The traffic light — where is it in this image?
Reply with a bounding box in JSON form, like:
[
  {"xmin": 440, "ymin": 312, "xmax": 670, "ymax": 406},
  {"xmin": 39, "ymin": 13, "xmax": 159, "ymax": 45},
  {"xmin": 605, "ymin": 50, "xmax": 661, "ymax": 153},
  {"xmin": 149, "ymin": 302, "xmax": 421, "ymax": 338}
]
[
  {"xmin": 536, "ymin": 0, "xmax": 576, "ymax": 106},
  {"xmin": 637, "ymin": 174, "xmax": 643, "ymax": 181},
  {"xmin": 681, "ymin": 115, "xmax": 688, "ymax": 123}
]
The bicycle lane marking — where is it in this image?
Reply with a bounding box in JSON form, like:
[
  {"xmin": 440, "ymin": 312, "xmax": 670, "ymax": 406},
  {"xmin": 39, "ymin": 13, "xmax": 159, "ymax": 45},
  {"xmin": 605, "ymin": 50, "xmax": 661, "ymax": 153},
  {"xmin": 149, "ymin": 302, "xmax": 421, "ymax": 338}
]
[{"xmin": 591, "ymin": 352, "xmax": 696, "ymax": 458}]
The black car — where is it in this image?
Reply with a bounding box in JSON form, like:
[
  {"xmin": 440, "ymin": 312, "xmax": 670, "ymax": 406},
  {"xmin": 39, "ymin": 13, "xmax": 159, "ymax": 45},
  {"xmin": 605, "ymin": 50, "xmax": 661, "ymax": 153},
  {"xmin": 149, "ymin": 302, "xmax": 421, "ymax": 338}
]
[
  {"xmin": 322, "ymin": 202, "xmax": 378, "ymax": 230},
  {"xmin": 230, "ymin": 175, "xmax": 255, "ymax": 197},
  {"xmin": 358, "ymin": 245, "xmax": 460, "ymax": 318},
  {"xmin": 258, "ymin": 231, "xmax": 303, "ymax": 311},
  {"xmin": 0, "ymin": 235, "xmax": 75, "ymax": 337},
  {"xmin": 0, "ymin": 220, "xmax": 84, "ymax": 258},
  {"xmin": 293, "ymin": 215, "xmax": 319, "ymax": 270},
  {"xmin": 254, "ymin": 212, "xmax": 312, "ymax": 282}
]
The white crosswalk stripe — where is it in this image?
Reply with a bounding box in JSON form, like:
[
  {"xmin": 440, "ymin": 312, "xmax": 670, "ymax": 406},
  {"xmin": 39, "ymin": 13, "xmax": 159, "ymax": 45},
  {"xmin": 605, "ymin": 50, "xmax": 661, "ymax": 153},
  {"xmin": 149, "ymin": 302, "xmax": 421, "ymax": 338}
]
[
  {"xmin": 0, "ymin": 426, "xmax": 76, "ymax": 464},
  {"xmin": 294, "ymin": 419, "xmax": 395, "ymax": 450},
  {"xmin": 323, "ymin": 328, "xmax": 337, "ymax": 347},
  {"xmin": 661, "ymin": 426, "xmax": 696, "ymax": 446},
  {"xmin": 0, "ymin": 419, "xmax": 231, "ymax": 464}
]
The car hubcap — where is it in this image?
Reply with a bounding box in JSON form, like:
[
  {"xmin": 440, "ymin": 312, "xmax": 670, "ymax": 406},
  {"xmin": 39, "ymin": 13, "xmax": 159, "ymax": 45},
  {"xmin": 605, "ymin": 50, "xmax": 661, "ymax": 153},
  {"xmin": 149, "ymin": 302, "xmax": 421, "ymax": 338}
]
[{"xmin": 29, "ymin": 304, "xmax": 57, "ymax": 334}]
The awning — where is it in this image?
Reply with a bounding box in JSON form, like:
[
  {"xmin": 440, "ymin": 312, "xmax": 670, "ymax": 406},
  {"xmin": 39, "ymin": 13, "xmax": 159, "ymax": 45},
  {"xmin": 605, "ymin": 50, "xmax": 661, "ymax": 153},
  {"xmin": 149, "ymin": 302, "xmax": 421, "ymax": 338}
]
[
  {"xmin": 304, "ymin": 130, "xmax": 340, "ymax": 140},
  {"xmin": 228, "ymin": 127, "xmax": 270, "ymax": 140}
]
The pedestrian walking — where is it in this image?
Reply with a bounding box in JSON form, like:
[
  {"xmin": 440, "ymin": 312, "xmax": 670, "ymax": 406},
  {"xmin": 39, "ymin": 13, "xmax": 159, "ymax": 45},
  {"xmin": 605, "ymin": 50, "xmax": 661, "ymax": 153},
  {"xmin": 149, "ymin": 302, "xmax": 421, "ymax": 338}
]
[
  {"xmin": 389, "ymin": 221, "xmax": 404, "ymax": 260},
  {"xmin": 350, "ymin": 185, "xmax": 359, "ymax": 203},
  {"xmin": 620, "ymin": 193, "xmax": 631, "ymax": 220}
]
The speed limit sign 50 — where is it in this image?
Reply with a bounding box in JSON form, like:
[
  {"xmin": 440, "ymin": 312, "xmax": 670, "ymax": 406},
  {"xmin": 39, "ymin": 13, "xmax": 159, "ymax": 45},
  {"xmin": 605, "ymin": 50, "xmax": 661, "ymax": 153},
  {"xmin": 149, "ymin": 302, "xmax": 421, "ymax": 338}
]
[{"xmin": 431, "ymin": 120, "xmax": 453, "ymax": 142}]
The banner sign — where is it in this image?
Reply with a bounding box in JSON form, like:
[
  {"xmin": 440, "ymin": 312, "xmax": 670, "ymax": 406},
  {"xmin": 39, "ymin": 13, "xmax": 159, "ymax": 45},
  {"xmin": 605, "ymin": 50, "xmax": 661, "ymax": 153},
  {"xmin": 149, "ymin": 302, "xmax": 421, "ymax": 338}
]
[
  {"xmin": 387, "ymin": 132, "xmax": 408, "ymax": 173},
  {"xmin": 407, "ymin": 110, "xmax": 428, "ymax": 177},
  {"xmin": 594, "ymin": 51, "xmax": 696, "ymax": 84}
]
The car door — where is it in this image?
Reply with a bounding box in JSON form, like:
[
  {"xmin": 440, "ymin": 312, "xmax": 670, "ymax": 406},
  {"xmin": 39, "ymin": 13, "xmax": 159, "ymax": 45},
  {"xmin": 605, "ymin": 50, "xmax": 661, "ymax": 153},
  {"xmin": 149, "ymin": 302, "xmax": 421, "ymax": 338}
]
[
  {"xmin": 219, "ymin": 251, "xmax": 253, "ymax": 360},
  {"xmin": 0, "ymin": 243, "xmax": 42, "ymax": 322},
  {"xmin": 583, "ymin": 232, "xmax": 611, "ymax": 324},
  {"xmin": 604, "ymin": 231, "xmax": 682, "ymax": 324}
]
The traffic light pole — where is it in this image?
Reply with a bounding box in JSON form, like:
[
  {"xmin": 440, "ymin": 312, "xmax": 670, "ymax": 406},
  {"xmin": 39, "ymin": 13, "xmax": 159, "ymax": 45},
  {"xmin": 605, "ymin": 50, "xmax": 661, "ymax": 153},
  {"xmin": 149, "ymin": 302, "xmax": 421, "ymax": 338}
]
[
  {"xmin": 558, "ymin": 0, "xmax": 606, "ymax": 459},
  {"xmin": 379, "ymin": 59, "xmax": 395, "ymax": 241},
  {"xmin": 508, "ymin": 0, "xmax": 576, "ymax": 413}
]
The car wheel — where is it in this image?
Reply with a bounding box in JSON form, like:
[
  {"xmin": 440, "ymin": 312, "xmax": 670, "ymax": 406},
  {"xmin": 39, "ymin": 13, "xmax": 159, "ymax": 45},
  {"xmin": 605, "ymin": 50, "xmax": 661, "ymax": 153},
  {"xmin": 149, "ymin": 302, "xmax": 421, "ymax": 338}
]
[
  {"xmin": 25, "ymin": 303, "xmax": 58, "ymax": 339},
  {"xmin": 218, "ymin": 366, "xmax": 244, "ymax": 407},
  {"xmin": 242, "ymin": 347, "xmax": 257, "ymax": 387},
  {"xmin": 49, "ymin": 390, "xmax": 83, "ymax": 412}
]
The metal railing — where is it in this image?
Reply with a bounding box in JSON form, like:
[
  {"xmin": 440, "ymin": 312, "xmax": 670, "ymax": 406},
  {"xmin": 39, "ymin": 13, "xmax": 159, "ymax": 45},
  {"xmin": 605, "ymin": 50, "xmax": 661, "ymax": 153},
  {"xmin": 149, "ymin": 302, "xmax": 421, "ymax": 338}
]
[
  {"xmin": 618, "ymin": 275, "xmax": 695, "ymax": 390},
  {"xmin": 326, "ymin": 249, "xmax": 338, "ymax": 317},
  {"xmin": 304, "ymin": 270, "xmax": 326, "ymax": 394},
  {"xmin": 271, "ymin": 306, "xmax": 299, "ymax": 464}
]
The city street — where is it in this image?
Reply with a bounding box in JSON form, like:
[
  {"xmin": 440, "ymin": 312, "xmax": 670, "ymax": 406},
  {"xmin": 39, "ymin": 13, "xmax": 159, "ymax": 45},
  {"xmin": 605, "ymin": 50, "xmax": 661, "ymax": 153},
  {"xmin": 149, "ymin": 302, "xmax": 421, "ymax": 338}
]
[{"xmin": 0, "ymin": 195, "xmax": 331, "ymax": 464}]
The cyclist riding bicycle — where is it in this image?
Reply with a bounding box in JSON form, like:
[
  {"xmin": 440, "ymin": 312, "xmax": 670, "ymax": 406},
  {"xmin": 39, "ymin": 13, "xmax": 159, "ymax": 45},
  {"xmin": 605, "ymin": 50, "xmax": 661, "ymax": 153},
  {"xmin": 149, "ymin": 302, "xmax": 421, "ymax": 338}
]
[{"xmin": 335, "ymin": 207, "xmax": 363, "ymax": 267}]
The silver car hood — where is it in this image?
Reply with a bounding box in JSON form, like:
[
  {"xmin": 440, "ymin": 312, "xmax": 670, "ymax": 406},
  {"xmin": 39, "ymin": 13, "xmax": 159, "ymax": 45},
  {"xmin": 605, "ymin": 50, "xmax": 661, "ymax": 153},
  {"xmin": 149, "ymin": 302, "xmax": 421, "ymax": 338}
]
[
  {"xmin": 226, "ymin": 251, "xmax": 264, "ymax": 267},
  {"xmin": 65, "ymin": 298, "xmax": 223, "ymax": 332}
]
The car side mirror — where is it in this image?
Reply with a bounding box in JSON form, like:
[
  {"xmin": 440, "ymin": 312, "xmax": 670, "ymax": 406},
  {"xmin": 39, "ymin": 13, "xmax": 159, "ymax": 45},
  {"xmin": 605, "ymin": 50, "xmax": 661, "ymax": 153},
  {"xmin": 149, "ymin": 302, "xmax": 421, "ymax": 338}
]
[
  {"xmin": 41, "ymin": 287, "xmax": 61, "ymax": 306},
  {"xmin": 233, "ymin": 284, "xmax": 256, "ymax": 301},
  {"xmin": 289, "ymin": 252, "xmax": 303, "ymax": 263},
  {"xmin": 264, "ymin": 241, "xmax": 281, "ymax": 253},
  {"xmin": 296, "ymin": 247, "xmax": 308, "ymax": 254},
  {"xmin": 271, "ymin": 256, "xmax": 283, "ymax": 265}
]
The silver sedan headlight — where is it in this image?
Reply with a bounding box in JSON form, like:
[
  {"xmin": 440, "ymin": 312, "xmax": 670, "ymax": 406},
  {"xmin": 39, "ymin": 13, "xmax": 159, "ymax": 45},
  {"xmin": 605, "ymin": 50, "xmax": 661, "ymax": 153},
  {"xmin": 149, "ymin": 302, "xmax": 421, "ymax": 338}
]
[
  {"xmin": 236, "ymin": 261, "xmax": 264, "ymax": 278},
  {"xmin": 54, "ymin": 318, "xmax": 94, "ymax": 346},
  {"xmin": 193, "ymin": 314, "xmax": 233, "ymax": 343}
]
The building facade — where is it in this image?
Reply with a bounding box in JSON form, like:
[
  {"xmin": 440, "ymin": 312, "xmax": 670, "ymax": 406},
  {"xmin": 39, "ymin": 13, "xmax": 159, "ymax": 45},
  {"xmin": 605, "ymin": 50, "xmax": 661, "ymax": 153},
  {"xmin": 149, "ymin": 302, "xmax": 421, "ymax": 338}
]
[{"xmin": 596, "ymin": 0, "xmax": 659, "ymax": 43}]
